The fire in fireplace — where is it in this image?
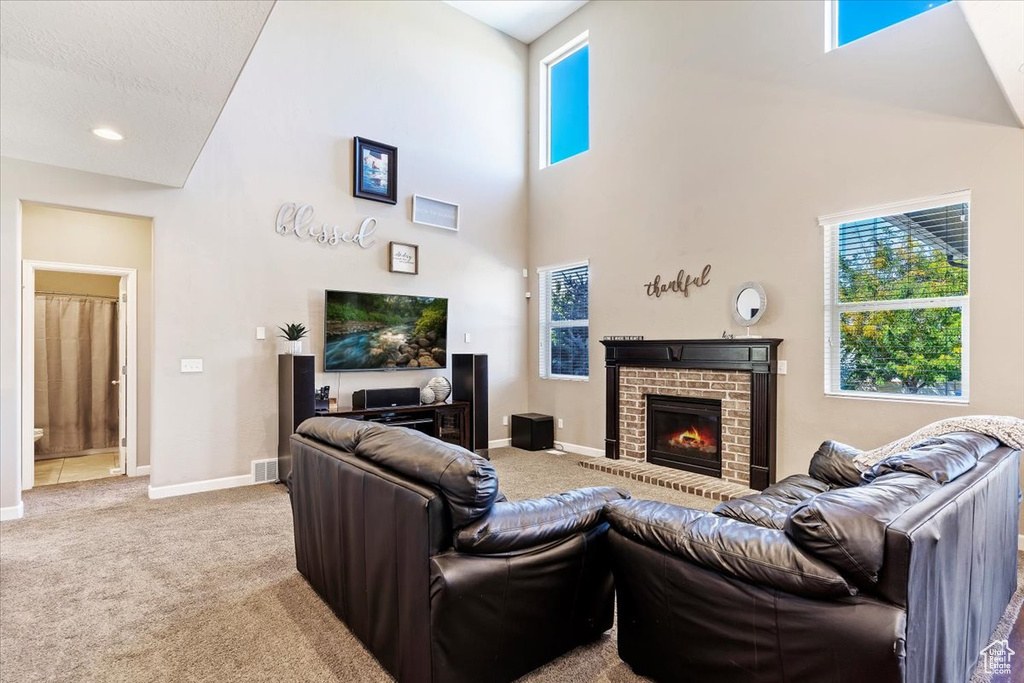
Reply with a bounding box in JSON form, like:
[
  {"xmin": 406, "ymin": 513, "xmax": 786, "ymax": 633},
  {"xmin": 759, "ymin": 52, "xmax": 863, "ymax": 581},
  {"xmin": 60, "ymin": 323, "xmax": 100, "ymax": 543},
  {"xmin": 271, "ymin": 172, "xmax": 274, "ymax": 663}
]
[{"xmin": 646, "ymin": 395, "xmax": 722, "ymax": 477}]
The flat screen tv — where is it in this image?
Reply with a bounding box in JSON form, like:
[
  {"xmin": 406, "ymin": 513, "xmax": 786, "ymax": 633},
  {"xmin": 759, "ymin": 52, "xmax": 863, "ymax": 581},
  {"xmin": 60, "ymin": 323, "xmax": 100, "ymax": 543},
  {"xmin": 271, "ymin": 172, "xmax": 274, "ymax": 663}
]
[{"xmin": 324, "ymin": 290, "xmax": 448, "ymax": 372}]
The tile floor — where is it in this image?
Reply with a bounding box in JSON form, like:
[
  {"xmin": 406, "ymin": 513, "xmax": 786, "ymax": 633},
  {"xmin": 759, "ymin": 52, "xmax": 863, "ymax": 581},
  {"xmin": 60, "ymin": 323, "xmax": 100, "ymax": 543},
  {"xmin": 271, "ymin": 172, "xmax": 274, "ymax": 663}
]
[{"xmin": 34, "ymin": 452, "xmax": 120, "ymax": 486}]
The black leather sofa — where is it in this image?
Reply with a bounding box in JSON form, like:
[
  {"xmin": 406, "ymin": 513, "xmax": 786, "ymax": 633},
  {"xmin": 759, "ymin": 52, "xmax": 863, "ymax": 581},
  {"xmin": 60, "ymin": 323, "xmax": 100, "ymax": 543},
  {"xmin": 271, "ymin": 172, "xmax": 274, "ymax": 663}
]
[
  {"xmin": 605, "ymin": 433, "xmax": 1020, "ymax": 683},
  {"xmin": 288, "ymin": 417, "xmax": 629, "ymax": 683}
]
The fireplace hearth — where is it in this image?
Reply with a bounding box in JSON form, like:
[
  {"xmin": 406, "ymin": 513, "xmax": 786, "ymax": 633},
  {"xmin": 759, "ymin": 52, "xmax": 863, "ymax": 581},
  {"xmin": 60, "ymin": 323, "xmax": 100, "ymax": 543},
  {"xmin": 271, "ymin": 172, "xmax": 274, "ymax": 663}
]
[{"xmin": 647, "ymin": 395, "xmax": 722, "ymax": 477}]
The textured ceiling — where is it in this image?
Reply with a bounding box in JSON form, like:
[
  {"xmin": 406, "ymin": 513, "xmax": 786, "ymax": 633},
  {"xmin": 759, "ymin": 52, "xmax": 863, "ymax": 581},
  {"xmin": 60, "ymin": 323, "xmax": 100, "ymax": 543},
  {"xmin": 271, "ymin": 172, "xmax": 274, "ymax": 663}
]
[
  {"xmin": 443, "ymin": 1, "xmax": 588, "ymax": 44},
  {"xmin": 0, "ymin": 0, "xmax": 274, "ymax": 187}
]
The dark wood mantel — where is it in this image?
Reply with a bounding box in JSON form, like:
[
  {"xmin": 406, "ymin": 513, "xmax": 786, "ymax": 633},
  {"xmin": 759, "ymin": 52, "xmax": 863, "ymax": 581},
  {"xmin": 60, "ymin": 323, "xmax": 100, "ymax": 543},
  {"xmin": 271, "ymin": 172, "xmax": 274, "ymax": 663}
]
[{"xmin": 600, "ymin": 338, "xmax": 783, "ymax": 490}]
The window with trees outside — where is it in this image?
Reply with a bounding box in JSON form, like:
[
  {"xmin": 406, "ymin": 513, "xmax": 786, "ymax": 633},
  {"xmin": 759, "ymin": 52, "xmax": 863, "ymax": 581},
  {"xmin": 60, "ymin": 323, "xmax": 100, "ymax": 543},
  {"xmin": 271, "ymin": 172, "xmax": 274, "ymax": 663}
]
[
  {"xmin": 539, "ymin": 261, "xmax": 589, "ymax": 380},
  {"xmin": 820, "ymin": 193, "xmax": 969, "ymax": 402}
]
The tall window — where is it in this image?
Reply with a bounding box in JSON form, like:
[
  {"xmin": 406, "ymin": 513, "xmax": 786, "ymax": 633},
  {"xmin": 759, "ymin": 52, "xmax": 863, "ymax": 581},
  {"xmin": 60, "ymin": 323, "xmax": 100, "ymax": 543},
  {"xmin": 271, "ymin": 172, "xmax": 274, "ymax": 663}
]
[
  {"xmin": 539, "ymin": 261, "xmax": 590, "ymax": 380},
  {"xmin": 828, "ymin": 0, "xmax": 950, "ymax": 49},
  {"xmin": 541, "ymin": 32, "xmax": 589, "ymax": 167},
  {"xmin": 820, "ymin": 193, "xmax": 969, "ymax": 402}
]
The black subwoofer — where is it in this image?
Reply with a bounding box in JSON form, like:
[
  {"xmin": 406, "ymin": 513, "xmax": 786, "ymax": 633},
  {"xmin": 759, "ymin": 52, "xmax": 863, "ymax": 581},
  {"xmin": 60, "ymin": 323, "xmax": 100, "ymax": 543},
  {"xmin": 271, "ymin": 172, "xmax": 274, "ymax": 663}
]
[{"xmin": 511, "ymin": 413, "xmax": 554, "ymax": 451}]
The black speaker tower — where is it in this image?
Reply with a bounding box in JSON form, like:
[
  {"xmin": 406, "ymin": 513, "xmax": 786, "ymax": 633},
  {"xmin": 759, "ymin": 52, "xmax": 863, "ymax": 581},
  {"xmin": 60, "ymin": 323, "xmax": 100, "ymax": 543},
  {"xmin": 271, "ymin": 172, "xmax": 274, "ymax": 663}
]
[
  {"xmin": 452, "ymin": 353, "xmax": 488, "ymax": 451},
  {"xmin": 278, "ymin": 354, "xmax": 315, "ymax": 483}
]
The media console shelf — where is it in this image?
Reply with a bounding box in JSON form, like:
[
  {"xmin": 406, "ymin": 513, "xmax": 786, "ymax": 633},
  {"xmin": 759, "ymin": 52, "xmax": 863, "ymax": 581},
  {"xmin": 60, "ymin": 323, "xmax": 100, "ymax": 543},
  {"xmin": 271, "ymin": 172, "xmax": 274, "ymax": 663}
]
[{"xmin": 317, "ymin": 400, "xmax": 472, "ymax": 452}]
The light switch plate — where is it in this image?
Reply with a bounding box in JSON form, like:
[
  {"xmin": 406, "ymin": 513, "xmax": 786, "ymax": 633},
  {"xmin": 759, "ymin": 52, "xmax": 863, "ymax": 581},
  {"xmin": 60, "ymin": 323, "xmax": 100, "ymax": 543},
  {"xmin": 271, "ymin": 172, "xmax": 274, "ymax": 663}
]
[
  {"xmin": 464, "ymin": 332, "xmax": 471, "ymax": 343},
  {"xmin": 256, "ymin": 326, "xmax": 266, "ymax": 340},
  {"xmin": 777, "ymin": 360, "xmax": 788, "ymax": 375},
  {"xmin": 181, "ymin": 358, "xmax": 203, "ymax": 373},
  {"xmin": 502, "ymin": 415, "xmax": 508, "ymax": 426},
  {"xmin": 558, "ymin": 418, "xmax": 564, "ymax": 429}
]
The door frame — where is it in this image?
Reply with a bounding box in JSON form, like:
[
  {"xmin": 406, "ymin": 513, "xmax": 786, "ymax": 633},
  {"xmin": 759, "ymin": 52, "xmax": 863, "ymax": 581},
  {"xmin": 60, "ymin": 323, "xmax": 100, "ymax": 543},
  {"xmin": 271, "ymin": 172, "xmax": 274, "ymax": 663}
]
[{"xmin": 21, "ymin": 260, "xmax": 139, "ymax": 489}]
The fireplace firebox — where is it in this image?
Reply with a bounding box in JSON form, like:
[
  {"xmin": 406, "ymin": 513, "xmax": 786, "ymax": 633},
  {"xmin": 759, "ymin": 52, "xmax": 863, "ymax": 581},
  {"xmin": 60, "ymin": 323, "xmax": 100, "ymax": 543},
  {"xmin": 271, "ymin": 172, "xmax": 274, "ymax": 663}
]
[{"xmin": 646, "ymin": 395, "xmax": 722, "ymax": 477}]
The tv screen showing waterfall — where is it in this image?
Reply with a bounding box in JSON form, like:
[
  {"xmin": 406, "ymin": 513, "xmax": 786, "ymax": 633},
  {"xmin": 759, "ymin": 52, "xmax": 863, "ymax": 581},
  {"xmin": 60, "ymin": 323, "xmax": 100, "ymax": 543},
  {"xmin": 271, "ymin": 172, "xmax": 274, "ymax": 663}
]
[{"xmin": 324, "ymin": 290, "xmax": 448, "ymax": 371}]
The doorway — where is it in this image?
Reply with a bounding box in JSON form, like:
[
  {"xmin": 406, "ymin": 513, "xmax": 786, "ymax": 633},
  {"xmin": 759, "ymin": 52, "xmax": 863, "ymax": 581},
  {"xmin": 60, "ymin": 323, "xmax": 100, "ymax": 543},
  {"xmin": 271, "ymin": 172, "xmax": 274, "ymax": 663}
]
[{"xmin": 21, "ymin": 261, "xmax": 138, "ymax": 489}]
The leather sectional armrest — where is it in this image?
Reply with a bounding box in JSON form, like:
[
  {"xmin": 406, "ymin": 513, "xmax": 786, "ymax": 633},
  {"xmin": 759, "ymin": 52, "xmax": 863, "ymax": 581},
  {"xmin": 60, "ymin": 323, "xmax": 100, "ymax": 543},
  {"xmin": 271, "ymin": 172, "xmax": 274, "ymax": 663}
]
[
  {"xmin": 605, "ymin": 499, "xmax": 856, "ymax": 599},
  {"xmin": 454, "ymin": 486, "xmax": 630, "ymax": 554},
  {"xmin": 808, "ymin": 440, "xmax": 865, "ymax": 488}
]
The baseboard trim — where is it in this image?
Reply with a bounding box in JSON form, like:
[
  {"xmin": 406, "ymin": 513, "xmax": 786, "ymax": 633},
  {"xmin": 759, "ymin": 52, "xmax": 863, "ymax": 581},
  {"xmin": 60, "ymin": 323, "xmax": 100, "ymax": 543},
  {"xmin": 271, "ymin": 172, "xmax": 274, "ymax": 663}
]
[
  {"xmin": 488, "ymin": 438, "xmax": 603, "ymax": 457},
  {"xmin": 148, "ymin": 474, "xmax": 252, "ymax": 500},
  {"xmin": 134, "ymin": 465, "xmax": 151, "ymax": 476},
  {"xmin": 0, "ymin": 501, "xmax": 25, "ymax": 522},
  {"xmin": 556, "ymin": 441, "xmax": 604, "ymax": 458}
]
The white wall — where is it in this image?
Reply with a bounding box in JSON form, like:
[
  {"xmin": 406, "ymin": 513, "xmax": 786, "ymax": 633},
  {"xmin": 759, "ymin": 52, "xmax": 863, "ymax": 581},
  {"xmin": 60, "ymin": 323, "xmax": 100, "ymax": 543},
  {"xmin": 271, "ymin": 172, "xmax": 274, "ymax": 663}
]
[
  {"xmin": 0, "ymin": 1, "xmax": 529, "ymax": 509},
  {"xmin": 526, "ymin": 2, "xmax": 1024, "ymax": 474}
]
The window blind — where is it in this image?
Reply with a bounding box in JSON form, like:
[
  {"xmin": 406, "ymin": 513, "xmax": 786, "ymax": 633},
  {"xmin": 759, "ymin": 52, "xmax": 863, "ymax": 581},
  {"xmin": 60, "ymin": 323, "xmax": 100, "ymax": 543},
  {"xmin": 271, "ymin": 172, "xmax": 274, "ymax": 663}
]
[
  {"xmin": 823, "ymin": 197, "xmax": 969, "ymax": 401},
  {"xmin": 539, "ymin": 261, "xmax": 589, "ymax": 379}
]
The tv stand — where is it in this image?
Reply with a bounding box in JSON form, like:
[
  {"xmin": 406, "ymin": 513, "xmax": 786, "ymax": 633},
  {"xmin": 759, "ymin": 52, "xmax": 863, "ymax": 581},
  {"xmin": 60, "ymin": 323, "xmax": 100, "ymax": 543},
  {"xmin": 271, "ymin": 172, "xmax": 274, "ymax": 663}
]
[{"xmin": 316, "ymin": 400, "xmax": 472, "ymax": 452}]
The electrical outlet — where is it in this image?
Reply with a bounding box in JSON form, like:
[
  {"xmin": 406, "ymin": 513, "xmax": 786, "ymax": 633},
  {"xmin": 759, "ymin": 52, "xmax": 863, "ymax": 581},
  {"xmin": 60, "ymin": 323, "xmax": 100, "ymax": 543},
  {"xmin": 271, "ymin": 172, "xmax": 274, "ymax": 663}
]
[
  {"xmin": 180, "ymin": 358, "xmax": 203, "ymax": 373},
  {"xmin": 778, "ymin": 360, "xmax": 788, "ymax": 375},
  {"xmin": 256, "ymin": 326, "xmax": 266, "ymax": 340},
  {"xmin": 558, "ymin": 418, "xmax": 564, "ymax": 429},
  {"xmin": 502, "ymin": 415, "xmax": 508, "ymax": 426},
  {"xmin": 522, "ymin": 268, "xmax": 528, "ymax": 278}
]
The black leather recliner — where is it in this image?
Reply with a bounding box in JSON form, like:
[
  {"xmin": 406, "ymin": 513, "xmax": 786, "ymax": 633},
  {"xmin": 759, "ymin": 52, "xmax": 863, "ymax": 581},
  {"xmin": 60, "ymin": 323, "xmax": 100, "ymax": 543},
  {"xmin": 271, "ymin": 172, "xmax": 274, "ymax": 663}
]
[
  {"xmin": 604, "ymin": 432, "xmax": 1020, "ymax": 683},
  {"xmin": 288, "ymin": 417, "xmax": 629, "ymax": 683}
]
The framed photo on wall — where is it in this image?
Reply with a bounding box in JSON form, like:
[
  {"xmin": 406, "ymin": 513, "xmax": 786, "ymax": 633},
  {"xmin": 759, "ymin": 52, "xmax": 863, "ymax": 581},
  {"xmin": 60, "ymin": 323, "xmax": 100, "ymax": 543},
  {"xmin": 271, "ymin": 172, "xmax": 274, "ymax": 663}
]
[
  {"xmin": 388, "ymin": 241, "xmax": 419, "ymax": 275},
  {"xmin": 353, "ymin": 137, "xmax": 398, "ymax": 204}
]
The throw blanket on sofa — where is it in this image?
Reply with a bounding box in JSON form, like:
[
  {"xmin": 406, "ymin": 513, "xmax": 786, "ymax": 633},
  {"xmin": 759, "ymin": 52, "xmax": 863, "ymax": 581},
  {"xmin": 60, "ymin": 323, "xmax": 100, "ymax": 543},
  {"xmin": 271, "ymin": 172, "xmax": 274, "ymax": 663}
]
[{"xmin": 854, "ymin": 415, "xmax": 1024, "ymax": 469}]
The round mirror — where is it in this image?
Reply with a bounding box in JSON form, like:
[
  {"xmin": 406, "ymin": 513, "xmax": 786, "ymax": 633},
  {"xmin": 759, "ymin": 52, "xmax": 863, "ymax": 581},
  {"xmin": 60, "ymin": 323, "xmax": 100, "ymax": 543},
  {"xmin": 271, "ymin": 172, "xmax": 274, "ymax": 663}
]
[{"xmin": 731, "ymin": 282, "xmax": 767, "ymax": 327}]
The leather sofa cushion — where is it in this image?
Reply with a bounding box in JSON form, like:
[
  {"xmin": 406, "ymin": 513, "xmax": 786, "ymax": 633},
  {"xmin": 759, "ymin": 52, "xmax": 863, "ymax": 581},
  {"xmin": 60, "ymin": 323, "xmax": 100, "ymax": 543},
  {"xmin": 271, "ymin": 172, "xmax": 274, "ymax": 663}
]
[
  {"xmin": 606, "ymin": 499, "xmax": 855, "ymax": 598},
  {"xmin": 455, "ymin": 486, "xmax": 630, "ymax": 554},
  {"xmin": 862, "ymin": 432, "xmax": 998, "ymax": 484},
  {"xmin": 297, "ymin": 417, "xmax": 499, "ymax": 527},
  {"xmin": 714, "ymin": 475, "xmax": 830, "ymax": 530},
  {"xmin": 785, "ymin": 472, "xmax": 939, "ymax": 587},
  {"xmin": 809, "ymin": 440, "xmax": 865, "ymax": 488}
]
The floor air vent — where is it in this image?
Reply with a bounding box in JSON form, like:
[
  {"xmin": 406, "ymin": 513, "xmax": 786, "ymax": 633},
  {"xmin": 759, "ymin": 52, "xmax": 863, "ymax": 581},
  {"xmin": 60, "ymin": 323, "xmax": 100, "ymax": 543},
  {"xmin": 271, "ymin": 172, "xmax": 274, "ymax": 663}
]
[{"xmin": 252, "ymin": 459, "xmax": 279, "ymax": 484}]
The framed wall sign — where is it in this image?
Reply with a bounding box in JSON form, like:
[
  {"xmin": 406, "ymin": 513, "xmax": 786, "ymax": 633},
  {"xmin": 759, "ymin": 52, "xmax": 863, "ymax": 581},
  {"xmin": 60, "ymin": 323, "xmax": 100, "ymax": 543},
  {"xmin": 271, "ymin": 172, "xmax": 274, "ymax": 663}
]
[
  {"xmin": 388, "ymin": 241, "xmax": 419, "ymax": 274},
  {"xmin": 412, "ymin": 195, "xmax": 460, "ymax": 231},
  {"xmin": 354, "ymin": 137, "xmax": 398, "ymax": 204}
]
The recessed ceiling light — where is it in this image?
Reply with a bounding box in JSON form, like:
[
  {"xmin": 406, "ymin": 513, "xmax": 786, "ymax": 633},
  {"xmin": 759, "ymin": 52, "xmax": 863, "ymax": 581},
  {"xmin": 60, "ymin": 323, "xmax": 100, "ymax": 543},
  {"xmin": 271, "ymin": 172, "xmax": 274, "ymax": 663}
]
[{"xmin": 92, "ymin": 128, "xmax": 124, "ymax": 141}]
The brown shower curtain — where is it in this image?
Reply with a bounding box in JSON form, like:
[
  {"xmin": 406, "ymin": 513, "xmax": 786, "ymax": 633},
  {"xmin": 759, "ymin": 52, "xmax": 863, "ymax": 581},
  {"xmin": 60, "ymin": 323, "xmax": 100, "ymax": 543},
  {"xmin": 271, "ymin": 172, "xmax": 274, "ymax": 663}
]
[{"xmin": 34, "ymin": 294, "xmax": 119, "ymax": 457}]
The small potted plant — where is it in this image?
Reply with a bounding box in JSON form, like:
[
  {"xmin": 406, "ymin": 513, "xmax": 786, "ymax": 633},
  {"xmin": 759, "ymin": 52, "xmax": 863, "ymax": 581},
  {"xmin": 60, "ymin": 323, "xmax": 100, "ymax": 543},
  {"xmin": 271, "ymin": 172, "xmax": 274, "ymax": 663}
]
[{"xmin": 279, "ymin": 323, "xmax": 309, "ymax": 355}]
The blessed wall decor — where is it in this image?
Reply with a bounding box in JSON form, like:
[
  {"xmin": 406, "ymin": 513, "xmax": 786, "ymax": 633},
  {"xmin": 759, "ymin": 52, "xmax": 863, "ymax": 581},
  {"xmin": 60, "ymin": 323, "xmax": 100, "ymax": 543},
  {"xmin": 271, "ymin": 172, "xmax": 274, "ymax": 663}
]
[
  {"xmin": 644, "ymin": 264, "xmax": 712, "ymax": 298},
  {"xmin": 275, "ymin": 203, "xmax": 379, "ymax": 249}
]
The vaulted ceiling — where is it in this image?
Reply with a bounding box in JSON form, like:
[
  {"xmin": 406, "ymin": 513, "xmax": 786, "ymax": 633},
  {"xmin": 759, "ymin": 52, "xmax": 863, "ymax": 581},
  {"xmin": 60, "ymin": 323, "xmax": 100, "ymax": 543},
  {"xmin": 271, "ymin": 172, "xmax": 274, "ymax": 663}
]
[
  {"xmin": 958, "ymin": 0, "xmax": 1024, "ymax": 126},
  {"xmin": 0, "ymin": 0, "xmax": 274, "ymax": 187},
  {"xmin": 0, "ymin": 1, "xmax": 1019, "ymax": 190},
  {"xmin": 443, "ymin": 1, "xmax": 589, "ymax": 44}
]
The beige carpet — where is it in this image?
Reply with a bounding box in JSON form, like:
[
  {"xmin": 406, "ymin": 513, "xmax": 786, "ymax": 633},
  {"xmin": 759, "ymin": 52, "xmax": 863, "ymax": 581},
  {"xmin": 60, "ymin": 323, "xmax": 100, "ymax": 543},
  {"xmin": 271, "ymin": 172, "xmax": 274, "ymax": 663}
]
[{"xmin": 0, "ymin": 447, "xmax": 1018, "ymax": 682}]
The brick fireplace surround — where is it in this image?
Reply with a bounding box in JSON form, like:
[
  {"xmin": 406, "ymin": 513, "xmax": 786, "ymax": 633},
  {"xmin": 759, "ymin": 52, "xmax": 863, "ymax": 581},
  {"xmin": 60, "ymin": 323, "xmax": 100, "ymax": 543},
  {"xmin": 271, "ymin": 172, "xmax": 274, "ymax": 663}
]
[
  {"xmin": 593, "ymin": 339, "xmax": 783, "ymax": 495},
  {"xmin": 619, "ymin": 368, "xmax": 751, "ymax": 485}
]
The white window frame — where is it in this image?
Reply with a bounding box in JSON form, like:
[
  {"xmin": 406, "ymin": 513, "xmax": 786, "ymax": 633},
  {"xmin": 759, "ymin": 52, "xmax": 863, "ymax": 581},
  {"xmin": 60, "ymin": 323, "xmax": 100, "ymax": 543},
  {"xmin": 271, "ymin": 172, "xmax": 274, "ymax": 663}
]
[
  {"xmin": 538, "ymin": 30, "xmax": 589, "ymax": 170},
  {"xmin": 538, "ymin": 259, "xmax": 590, "ymax": 381},
  {"xmin": 818, "ymin": 190, "xmax": 970, "ymax": 404},
  {"xmin": 823, "ymin": 0, "xmax": 839, "ymax": 52}
]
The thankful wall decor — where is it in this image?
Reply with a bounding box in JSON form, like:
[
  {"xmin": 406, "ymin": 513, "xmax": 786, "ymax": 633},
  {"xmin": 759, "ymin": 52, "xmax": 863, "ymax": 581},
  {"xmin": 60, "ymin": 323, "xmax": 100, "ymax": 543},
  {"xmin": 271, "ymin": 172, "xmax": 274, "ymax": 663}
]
[
  {"xmin": 644, "ymin": 264, "xmax": 712, "ymax": 298},
  {"xmin": 275, "ymin": 203, "xmax": 379, "ymax": 249}
]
